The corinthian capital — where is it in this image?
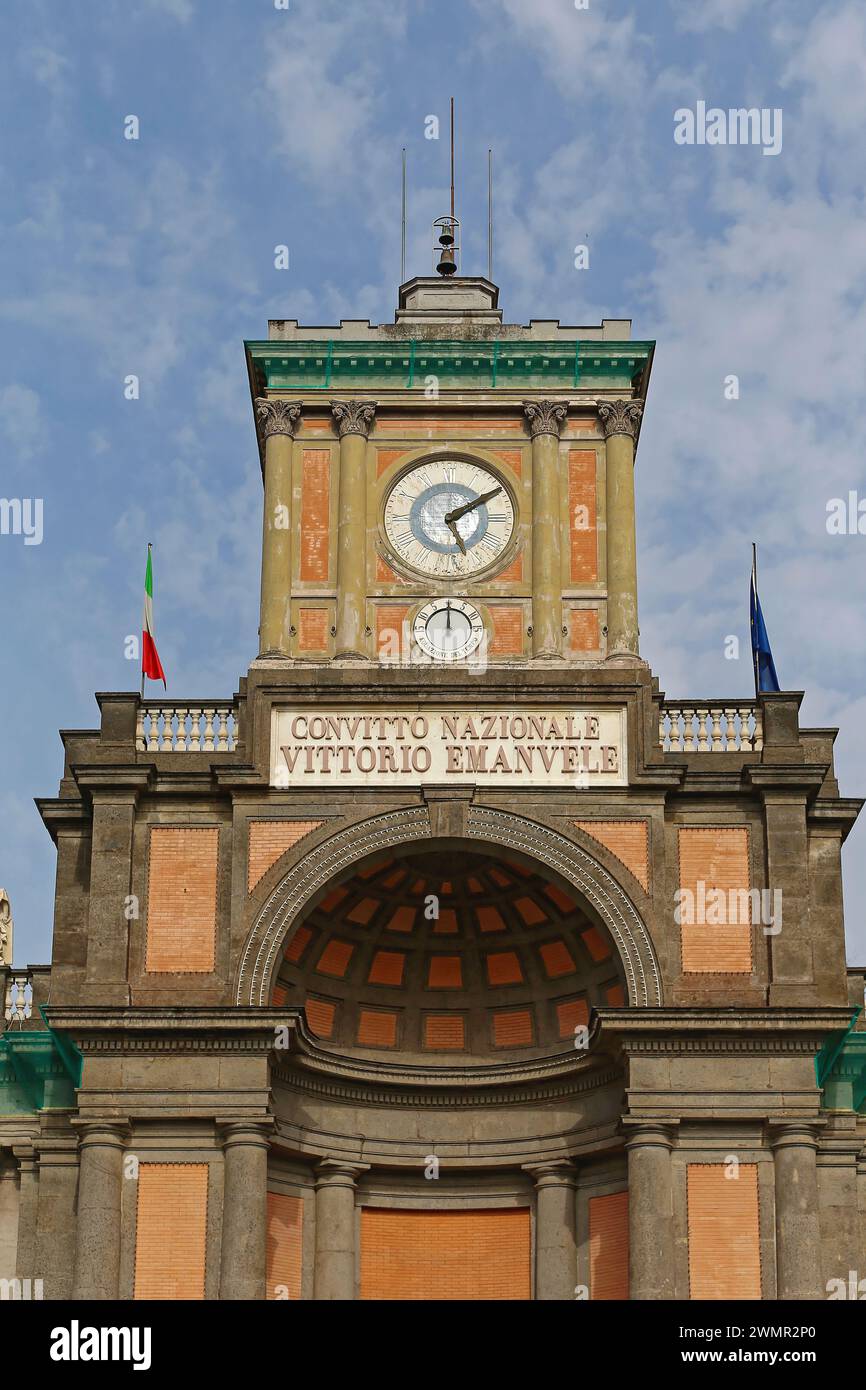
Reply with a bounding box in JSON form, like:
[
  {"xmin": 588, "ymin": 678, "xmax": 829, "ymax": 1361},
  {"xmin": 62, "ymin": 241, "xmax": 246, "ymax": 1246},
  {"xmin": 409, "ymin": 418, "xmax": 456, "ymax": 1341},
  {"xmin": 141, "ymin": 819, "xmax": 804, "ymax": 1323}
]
[
  {"xmin": 598, "ymin": 398, "xmax": 644, "ymax": 441},
  {"xmin": 331, "ymin": 400, "xmax": 377, "ymax": 439},
  {"xmin": 255, "ymin": 398, "xmax": 301, "ymax": 440},
  {"xmin": 523, "ymin": 399, "xmax": 568, "ymax": 439}
]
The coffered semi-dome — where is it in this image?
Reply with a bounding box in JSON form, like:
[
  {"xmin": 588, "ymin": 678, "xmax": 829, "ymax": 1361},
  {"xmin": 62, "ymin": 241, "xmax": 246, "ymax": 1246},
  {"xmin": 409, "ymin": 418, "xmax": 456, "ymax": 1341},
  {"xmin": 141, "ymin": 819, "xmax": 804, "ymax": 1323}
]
[{"xmin": 272, "ymin": 847, "xmax": 626, "ymax": 1063}]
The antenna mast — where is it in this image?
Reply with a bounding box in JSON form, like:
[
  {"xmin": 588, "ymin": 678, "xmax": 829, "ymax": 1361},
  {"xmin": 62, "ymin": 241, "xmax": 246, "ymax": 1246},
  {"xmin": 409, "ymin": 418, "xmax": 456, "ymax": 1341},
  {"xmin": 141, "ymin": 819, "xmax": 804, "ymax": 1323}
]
[
  {"xmin": 488, "ymin": 148, "xmax": 493, "ymax": 281},
  {"xmin": 401, "ymin": 147, "xmax": 407, "ymax": 282}
]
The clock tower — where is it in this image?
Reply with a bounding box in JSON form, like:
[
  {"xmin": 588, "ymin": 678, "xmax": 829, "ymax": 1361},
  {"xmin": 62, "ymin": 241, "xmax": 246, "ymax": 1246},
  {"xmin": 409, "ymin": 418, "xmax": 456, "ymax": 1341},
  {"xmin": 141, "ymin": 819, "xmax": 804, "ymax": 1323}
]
[{"xmin": 246, "ymin": 269, "xmax": 652, "ymax": 672}]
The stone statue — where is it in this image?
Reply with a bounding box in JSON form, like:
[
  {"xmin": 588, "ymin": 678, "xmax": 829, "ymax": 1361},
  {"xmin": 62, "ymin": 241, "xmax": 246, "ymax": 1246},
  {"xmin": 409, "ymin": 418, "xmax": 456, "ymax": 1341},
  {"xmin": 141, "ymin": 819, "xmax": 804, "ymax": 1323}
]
[{"xmin": 0, "ymin": 889, "xmax": 12, "ymax": 967}]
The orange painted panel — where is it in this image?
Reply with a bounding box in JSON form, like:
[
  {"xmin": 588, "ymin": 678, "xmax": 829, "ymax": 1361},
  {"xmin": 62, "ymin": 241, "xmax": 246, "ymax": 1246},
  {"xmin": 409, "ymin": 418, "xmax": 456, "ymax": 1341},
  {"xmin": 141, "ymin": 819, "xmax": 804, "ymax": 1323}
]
[
  {"xmin": 493, "ymin": 1009, "xmax": 534, "ymax": 1047},
  {"xmin": 574, "ymin": 819, "xmax": 650, "ymax": 892},
  {"xmin": 299, "ymin": 449, "xmax": 330, "ymax": 581},
  {"xmin": 424, "ymin": 1014, "xmax": 466, "ymax": 1050},
  {"xmin": 360, "ymin": 1208, "xmax": 531, "ymax": 1300},
  {"xmin": 297, "ymin": 608, "xmax": 329, "ymax": 652},
  {"xmin": 589, "ymin": 1190, "xmax": 629, "ymax": 1300},
  {"xmin": 376, "ymin": 604, "xmax": 409, "ymax": 659},
  {"xmin": 266, "ymin": 1192, "xmax": 303, "ymax": 1300},
  {"xmin": 496, "ymin": 552, "xmax": 524, "ymax": 583},
  {"xmin": 488, "ymin": 606, "xmax": 524, "ymax": 656},
  {"xmin": 570, "ymin": 608, "xmax": 600, "ymax": 654},
  {"xmin": 568, "ymin": 450, "xmax": 598, "ymax": 583},
  {"xmin": 687, "ymin": 1164, "xmax": 762, "ymax": 1300},
  {"xmin": 248, "ymin": 819, "xmax": 323, "ymax": 892},
  {"xmin": 678, "ymin": 827, "xmax": 753, "ymax": 973},
  {"xmin": 134, "ymin": 1164, "xmax": 208, "ymax": 1300},
  {"xmin": 492, "ymin": 448, "xmax": 523, "ymax": 478},
  {"xmin": 357, "ymin": 1009, "xmax": 397, "ymax": 1047},
  {"xmin": 146, "ymin": 827, "xmax": 218, "ymax": 973}
]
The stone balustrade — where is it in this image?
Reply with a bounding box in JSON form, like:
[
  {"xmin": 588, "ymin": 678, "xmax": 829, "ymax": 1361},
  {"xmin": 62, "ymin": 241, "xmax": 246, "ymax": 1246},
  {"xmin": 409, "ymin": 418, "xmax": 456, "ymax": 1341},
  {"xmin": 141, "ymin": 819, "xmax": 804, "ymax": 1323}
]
[
  {"xmin": 3, "ymin": 969, "xmax": 33, "ymax": 1026},
  {"xmin": 135, "ymin": 704, "xmax": 238, "ymax": 753},
  {"xmin": 659, "ymin": 703, "xmax": 763, "ymax": 753}
]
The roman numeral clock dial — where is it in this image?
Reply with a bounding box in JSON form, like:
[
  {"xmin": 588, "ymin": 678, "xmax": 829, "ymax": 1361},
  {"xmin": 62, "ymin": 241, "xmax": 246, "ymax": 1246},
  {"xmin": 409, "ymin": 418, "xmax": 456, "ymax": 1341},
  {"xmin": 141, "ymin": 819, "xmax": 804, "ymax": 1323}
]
[{"xmin": 383, "ymin": 459, "xmax": 515, "ymax": 579}]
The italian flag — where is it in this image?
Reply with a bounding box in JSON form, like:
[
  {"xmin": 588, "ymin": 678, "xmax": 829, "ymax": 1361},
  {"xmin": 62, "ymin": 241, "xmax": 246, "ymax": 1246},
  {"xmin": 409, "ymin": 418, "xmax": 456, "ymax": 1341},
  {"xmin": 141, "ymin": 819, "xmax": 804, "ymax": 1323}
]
[{"xmin": 142, "ymin": 544, "xmax": 166, "ymax": 687}]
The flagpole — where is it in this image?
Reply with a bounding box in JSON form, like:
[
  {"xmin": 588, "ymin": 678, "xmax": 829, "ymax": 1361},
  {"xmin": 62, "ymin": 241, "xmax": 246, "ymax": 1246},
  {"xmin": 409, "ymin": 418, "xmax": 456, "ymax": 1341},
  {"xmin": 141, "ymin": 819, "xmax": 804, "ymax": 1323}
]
[
  {"xmin": 751, "ymin": 541, "xmax": 759, "ymax": 699},
  {"xmin": 141, "ymin": 542, "xmax": 150, "ymax": 700}
]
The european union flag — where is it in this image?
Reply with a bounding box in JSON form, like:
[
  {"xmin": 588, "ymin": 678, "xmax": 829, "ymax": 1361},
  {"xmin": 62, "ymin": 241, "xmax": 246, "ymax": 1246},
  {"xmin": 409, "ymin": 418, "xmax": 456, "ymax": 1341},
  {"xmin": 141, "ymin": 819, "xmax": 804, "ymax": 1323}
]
[{"xmin": 750, "ymin": 547, "xmax": 780, "ymax": 693}]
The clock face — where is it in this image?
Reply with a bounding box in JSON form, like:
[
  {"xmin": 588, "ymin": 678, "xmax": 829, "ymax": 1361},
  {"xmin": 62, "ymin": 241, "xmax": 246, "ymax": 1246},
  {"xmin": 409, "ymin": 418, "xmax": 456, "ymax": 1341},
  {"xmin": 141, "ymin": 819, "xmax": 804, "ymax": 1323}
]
[
  {"xmin": 383, "ymin": 459, "xmax": 515, "ymax": 578},
  {"xmin": 413, "ymin": 599, "xmax": 485, "ymax": 662}
]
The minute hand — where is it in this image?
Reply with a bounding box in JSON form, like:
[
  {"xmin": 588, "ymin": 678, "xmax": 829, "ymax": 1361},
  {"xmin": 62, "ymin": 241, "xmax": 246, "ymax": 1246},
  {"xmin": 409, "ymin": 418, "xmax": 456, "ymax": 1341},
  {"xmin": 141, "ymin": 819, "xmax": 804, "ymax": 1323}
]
[{"xmin": 444, "ymin": 486, "xmax": 502, "ymax": 524}]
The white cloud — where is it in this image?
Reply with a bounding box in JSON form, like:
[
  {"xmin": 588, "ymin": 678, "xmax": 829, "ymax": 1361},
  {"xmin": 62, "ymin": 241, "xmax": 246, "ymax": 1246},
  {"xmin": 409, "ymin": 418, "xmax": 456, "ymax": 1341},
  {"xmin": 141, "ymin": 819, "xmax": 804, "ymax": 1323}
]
[{"xmin": 0, "ymin": 385, "xmax": 46, "ymax": 463}]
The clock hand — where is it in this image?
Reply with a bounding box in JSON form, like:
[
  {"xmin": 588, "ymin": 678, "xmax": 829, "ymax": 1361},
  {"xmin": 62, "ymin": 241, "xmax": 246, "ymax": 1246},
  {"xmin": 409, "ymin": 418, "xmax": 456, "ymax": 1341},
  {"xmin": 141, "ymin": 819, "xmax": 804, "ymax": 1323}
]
[
  {"xmin": 444, "ymin": 485, "xmax": 502, "ymax": 524},
  {"xmin": 446, "ymin": 516, "xmax": 466, "ymax": 554}
]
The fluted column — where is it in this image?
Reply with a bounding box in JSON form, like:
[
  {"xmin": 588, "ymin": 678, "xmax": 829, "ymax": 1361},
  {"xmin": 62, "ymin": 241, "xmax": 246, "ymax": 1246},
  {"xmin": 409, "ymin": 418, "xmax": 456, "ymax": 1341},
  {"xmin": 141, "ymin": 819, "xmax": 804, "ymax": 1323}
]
[
  {"xmin": 598, "ymin": 398, "xmax": 643, "ymax": 662},
  {"xmin": 524, "ymin": 1160, "xmax": 577, "ymax": 1299},
  {"xmin": 524, "ymin": 400, "xmax": 567, "ymax": 660},
  {"xmin": 256, "ymin": 398, "xmax": 300, "ymax": 658},
  {"xmin": 771, "ymin": 1122, "xmax": 822, "ymax": 1299},
  {"xmin": 72, "ymin": 1120, "xmax": 129, "ymax": 1300},
  {"xmin": 313, "ymin": 1158, "xmax": 369, "ymax": 1300},
  {"xmin": 331, "ymin": 401, "xmax": 375, "ymax": 660},
  {"xmin": 624, "ymin": 1120, "xmax": 677, "ymax": 1300},
  {"xmin": 218, "ymin": 1120, "xmax": 272, "ymax": 1300}
]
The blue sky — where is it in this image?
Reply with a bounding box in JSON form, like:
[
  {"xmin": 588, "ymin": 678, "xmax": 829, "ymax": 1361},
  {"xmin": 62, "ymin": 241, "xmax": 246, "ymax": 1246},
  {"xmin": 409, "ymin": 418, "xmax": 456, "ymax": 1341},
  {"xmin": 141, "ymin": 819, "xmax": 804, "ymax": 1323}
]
[{"xmin": 2, "ymin": 0, "xmax": 865, "ymax": 965}]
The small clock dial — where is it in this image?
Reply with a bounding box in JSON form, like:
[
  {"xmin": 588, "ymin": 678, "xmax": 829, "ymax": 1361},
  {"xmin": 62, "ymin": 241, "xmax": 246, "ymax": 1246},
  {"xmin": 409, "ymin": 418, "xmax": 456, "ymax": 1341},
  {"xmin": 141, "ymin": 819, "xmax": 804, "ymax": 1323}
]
[
  {"xmin": 413, "ymin": 599, "xmax": 485, "ymax": 662},
  {"xmin": 383, "ymin": 459, "xmax": 515, "ymax": 578}
]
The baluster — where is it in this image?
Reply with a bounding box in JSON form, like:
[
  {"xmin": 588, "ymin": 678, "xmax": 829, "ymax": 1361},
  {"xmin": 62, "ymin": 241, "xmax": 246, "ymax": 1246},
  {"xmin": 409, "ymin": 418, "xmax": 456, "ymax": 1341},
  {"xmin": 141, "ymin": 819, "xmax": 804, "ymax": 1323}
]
[
  {"xmin": 669, "ymin": 707, "xmax": 682, "ymax": 753},
  {"xmin": 216, "ymin": 708, "xmax": 229, "ymax": 752},
  {"xmin": 232, "ymin": 705, "xmax": 240, "ymax": 749},
  {"xmin": 135, "ymin": 707, "xmax": 146, "ymax": 752},
  {"xmin": 658, "ymin": 710, "xmax": 666, "ymax": 751},
  {"xmin": 710, "ymin": 707, "xmax": 723, "ymax": 751},
  {"xmin": 174, "ymin": 707, "xmax": 188, "ymax": 752},
  {"xmin": 681, "ymin": 707, "xmax": 696, "ymax": 752},
  {"xmin": 723, "ymin": 708, "xmax": 737, "ymax": 750},
  {"xmin": 696, "ymin": 707, "xmax": 710, "ymax": 752},
  {"xmin": 189, "ymin": 708, "xmax": 202, "ymax": 751},
  {"xmin": 753, "ymin": 707, "xmax": 764, "ymax": 751},
  {"xmin": 738, "ymin": 706, "xmax": 753, "ymax": 752},
  {"xmin": 146, "ymin": 708, "xmax": 160, "ymax": 752},
  {"xmin": 202, "ymin": 709, "xmax": 216, "ymax": 752},
  {"xmin": 160, "ymin": 707, "xmax": 174, "ymax": 751}
]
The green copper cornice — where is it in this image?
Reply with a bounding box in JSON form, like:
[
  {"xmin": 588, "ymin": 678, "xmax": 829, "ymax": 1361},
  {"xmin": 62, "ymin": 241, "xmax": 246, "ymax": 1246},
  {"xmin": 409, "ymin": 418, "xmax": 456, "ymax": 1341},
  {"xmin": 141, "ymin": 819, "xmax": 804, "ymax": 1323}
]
[{"xmin": 245, "ymin": 338, "xmax": 655, "ymax": 395}]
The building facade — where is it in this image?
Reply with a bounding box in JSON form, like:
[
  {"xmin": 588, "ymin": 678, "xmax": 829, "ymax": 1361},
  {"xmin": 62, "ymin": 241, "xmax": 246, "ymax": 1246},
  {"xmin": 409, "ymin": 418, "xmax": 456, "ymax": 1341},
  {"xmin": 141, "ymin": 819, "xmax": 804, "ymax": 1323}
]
[{"xmin": 1, "ymin": 270, "xmax": 865, "ymax": 1301}]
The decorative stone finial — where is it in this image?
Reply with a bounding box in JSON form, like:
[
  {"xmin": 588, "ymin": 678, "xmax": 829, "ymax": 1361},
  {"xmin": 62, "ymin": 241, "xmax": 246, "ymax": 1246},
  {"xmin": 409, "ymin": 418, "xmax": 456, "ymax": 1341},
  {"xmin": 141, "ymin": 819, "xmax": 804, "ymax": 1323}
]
[
  {"xmin": 0, "ymin": 889, "xmax": 12, "ymax": 967},
  {"xmin": 598, "ymin": 398, "xmax": 644, "ymax": 441},
  {"xmin": 330, "ymin": 401, "xmax": 377, "ymax": 439},
  {"xmin": 523, "ymin": 400, "xmax": 568, "ymax": 439}
]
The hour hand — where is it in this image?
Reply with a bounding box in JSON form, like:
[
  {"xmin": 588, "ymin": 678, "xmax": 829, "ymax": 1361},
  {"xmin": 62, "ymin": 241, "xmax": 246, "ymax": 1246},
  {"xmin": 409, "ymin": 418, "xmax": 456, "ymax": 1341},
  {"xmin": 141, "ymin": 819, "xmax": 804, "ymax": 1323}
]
[
  {"xmin": 445, "ymin": 486, "xmax": 502, "ymax": 523},
  {"xmin": 447, "ymin": 516, "xmax": 466, "ymax": 554}
]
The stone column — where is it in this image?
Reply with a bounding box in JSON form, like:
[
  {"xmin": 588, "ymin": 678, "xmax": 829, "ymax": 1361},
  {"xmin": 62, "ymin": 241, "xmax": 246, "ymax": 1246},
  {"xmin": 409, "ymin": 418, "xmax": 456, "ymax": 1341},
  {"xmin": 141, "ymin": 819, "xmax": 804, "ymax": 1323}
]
[
  {"xmin": 313, "ymin": 1159, "xmax": 369, "ymax": 1300},
  {"xmin": 331, "ymin": 401, "xmax": 376, "ymax": 660},
  {"xmin": 771, "ymin": 1122, "xmax": 822, "ymax": 1299},
  {"xmin": 72, "ymin": 1120, "xmax": 128, "ymax": 1300},
  {"xmin": 11, "ymin": 1145, "xmax": 37, "ymax": 1281},
  {"xmin": 81, "ymin": 791, "xmax": 138, "ymax": 1005},
  {"xmin": 524, "ymin": 1160, "xmax": 577, "ymax": 1300},
  {"xmin": 598, "ymin": 398, "xmax": 643, "ymax": 662},
  {"xmin": 218, "ymin": 1120, "xmax": 272, "ymax": 1300},
  {"xmin": 255, "ymin": 398, "xmax": 300, "ymax": 658},
  {"xmin": 0, "ymin": 1150, "xmax": 19, "ymax": 1278},
  {"xmin": 624, "ymin": 1120, "xmax": 677, "ymax": 1300},
  {"xmin": 33, "ymin": 1138, "xmax": 79, "ymax": 1299},
  {"xmin": 524, "ymin": 400, "xmax": 568, "ymax": 660}
]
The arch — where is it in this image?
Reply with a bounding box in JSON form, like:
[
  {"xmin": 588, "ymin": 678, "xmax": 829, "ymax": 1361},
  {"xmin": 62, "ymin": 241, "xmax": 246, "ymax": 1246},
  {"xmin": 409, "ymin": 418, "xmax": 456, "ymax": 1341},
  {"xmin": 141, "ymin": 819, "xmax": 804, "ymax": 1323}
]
[{"xmin": 235, "ymin": 805, "xmax": 663, "ymax": 1009}]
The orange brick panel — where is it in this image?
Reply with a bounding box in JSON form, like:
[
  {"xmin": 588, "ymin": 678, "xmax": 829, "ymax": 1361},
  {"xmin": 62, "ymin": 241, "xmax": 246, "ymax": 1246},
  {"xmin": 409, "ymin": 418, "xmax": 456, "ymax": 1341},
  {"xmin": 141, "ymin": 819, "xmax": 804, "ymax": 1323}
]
[
  {"xmin": 347, "ymin": 896, "xmax": 379, "ymax": 925},
  {"xmin": 574, "ymin": 819, "xmax": 650, "ymax": 892},
  {"xmin": 488, "ymin": 606, "xmax": 524, "ymax": 656},
  {"xmin": 134, "ymin": 1164, "xmax": 208, "ymax": 1300},
  {"xmin": 427, "ymin": 956, "xmax": 462, "ymax": 989},
  {"xmin": 580, "ymin": 926, "xmax": 612, "ymax": 963},
  {"xmin": 543, "ymin": 882, "xmax": 578, "ymax": 914},
  {"xmin": 514, "ymin": 895, "xmax": 547, "ymax": 926},
  {"xmin": 316, "ymin": 939, "xmax": 354, "ymax": 978},
  {"xmin": 376, "ymin": 554, "xmax": 401, "ymax": 582},
  {"xmin": 494, "ymin": 552, "xmax": 524, "ymax": 584},
  {"xmin": 556, "ymin": 997, "xmax": 590, "ymax": 1037},
  {"xmin": 486, "ymin": 951, "xmax": 524, "ymax": 986},
  {"xmin": 678, "ymin": 827, "xmax": 752, "ymax": 973},
  {"xmin": 492, "ymin": 449, "xmax": 523, "ymax": 478},
  {"xmin": 146, "ymin": 827, "xmax": 218, "ymax": 973},
  {"xmin": 687, "ymin": 1164, "xmax": 762, "ymax": 1300},
  {"xmin": 493, "ymin": 1009, "xmax": 534, "ymax": 1047},
  {"xmin": 357, "ymin": 1009, "xmax": 397, "ymax": 1047},
  {"xmin": 605, "ymin": 982, "xmax": 625, "ymax": 1005},
  {"xmin": 377, "ymin": 605, "xmax": 409, "ymax": 659},
  {"xmin": 434, "ymin": 907, "xmax": 458, "ymax": 934},
  {"xmin": 570, "ymin": 608, "xmax": 600, "ymax": 654},
  {"xmin": 266, "ymin": 1192, "xmax": 303, "ymax": 1300},
  {"xmin": 368, "ymin": 950, "xmax": 406, "ymax": 986},
  {"xmin": 272, "ymin": 983, "xmax": 288, "ymax": 1006},
  {"xmin": 284, "ymin": 924, "xmax": 313, "ymax": 963},
  {"xmin": 360, "ymin": 1208, "xmax": 531, "ymax": 1300},
  {"xmin": 568, "ymin": 450, "xmax": 598, "ymax": 582},
  {"xmin": 297, "ymin": 607, "xmax": 329, "ymax": 652},
  {"xmin": 305, "ymin": 997, "xmax": 336, "ymax": 1038},
  {"xmin": 539, "ymin": 940, "xmax": 577, "ymax": 979},
  {"xmin": 476, "ymin": 904, "xmax": 507, "ymax": 933},
  {"xmin": 299, "ymin": 450, "xmax": 330, "ymax": 581},
  {"xmin": 386, "ymin": 905, "xmax": 416, "ymax": 933},
  {"xmin": 424, "ymin": 1014, "xmax": 466, "ymax": 1050},
  {"xmin": 589, "ymin": 1190, "xmax": 629, "ymax": 1300},
  {"xmin": 376, "ymin": 448, "xmax": 407, "ymax": 478},
  {"xmin": 248, "ymin": 819, "xmax": 323, "ymax": 893}
]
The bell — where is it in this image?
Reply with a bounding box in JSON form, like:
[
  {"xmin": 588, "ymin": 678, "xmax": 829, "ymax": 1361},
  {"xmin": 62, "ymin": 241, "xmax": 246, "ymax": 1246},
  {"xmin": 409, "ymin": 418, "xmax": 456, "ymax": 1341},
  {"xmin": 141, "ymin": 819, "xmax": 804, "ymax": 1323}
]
[
  {"xmin": 437, "ymin": 245, "xmax": 457, "ymax": 276},
  {"xmin": 438, "ymin": 223, "xmax": 455, "ymax": 247}
]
